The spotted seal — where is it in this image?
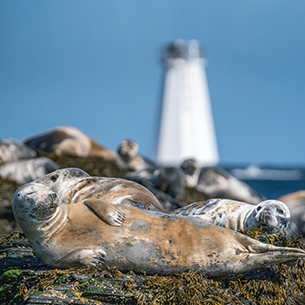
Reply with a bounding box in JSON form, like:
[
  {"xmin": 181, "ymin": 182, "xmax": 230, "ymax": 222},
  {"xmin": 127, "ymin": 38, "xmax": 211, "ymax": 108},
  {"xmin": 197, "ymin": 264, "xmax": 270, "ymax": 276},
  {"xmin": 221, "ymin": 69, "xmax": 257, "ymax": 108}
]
[
  {"xmin": 0, "ymin": 139, "xmax": 36, "ymax": 165},
  {"xmin": 123, "ymin": 165, "xmax": 186, "ymax": 212},
  {"xmin": 180, "ymin": 158, "xmax": 200, "ymax": 187},
  {"xmin": 12, "ymin": 183, "xmax": 305, "ymax": 276},
  {"xmin": 24, "ymin": 126, "xmax": 126, "ymax": 168},
  {"xmin": 124, "ymin": 168, "xmax": 186, "ymax": 212},
  {"xmin": 117, "ymin": 139, "xmax": 157, "ymax": 171},
  {"xmin": 33, "ymin": 168, "xmax": 165, "ymax": 212},
  {"xmin": 279, "ymin": 191, "xmax": 305, "ymax": 238},
  {"xmin": 0, "ymin": 157, "xmax": 58, "ymax": 184},
  {"xmin": 125, "ymin": 166, "xmax": 186, "ymax": 200},
  {"xmin": 170, "ymin": 198, "xmax": 290, "ymax": 234},
  {"xmin": 180, "ymin": 159, "xmax": 265, "ymax": 204}
]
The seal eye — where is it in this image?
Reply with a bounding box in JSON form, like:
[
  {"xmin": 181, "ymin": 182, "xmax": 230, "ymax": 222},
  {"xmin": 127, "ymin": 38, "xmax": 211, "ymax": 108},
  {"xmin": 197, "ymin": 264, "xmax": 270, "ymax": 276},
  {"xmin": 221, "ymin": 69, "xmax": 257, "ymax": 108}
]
[
  {"xmin": 50, "ymin": 175, "xmax": 58, "ymax": 182},
  {"xmin": 277, "ymin": 209, "xmax": 284, "ymax": 215},
  {"xmin": 256, "ymin": 206, "xmax": 262, "ymax": 212},
  {"xmin": 26, "ymin": 191, "xmax": 36, "ymax": 198}
]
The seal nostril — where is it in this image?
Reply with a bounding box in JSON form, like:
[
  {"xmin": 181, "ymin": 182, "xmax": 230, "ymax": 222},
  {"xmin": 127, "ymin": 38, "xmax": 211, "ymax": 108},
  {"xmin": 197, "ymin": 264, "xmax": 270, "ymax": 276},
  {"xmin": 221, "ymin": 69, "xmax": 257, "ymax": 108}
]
[{"xmin": 50, "ymin": 193, "xmax": 57, "ymax": 200}]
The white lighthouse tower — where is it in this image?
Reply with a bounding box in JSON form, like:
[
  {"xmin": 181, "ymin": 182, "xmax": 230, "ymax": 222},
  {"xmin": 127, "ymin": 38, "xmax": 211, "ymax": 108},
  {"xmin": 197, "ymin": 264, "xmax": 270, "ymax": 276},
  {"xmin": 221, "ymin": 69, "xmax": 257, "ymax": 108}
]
[{"xmin": 156, "ymin": 39, "xmax": 219, "ymax": 166}]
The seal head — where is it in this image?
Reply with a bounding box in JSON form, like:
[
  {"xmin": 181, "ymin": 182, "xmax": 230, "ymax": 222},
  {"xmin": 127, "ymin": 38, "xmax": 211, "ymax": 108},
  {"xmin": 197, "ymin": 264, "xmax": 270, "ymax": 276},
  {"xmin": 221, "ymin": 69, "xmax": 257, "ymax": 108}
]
[
  {"xmin": 244, "ymin": 200, "xmax": 290, "ymax": 234},
  {"xmin": 12, "ymin": 183, "xmax": 60, "ymax": 230},
  {"xmin": 33, "ymin": 168, "xmax": 90, "ymax": 201},
  {"xmin": 117, "ymin": 139, "xmax": 157, "ymax": 171}
]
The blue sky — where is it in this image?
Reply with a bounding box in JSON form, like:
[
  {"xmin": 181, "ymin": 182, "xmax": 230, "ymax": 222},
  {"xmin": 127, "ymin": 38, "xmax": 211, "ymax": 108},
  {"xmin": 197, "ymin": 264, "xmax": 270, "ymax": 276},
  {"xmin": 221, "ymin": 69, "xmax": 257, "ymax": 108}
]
[{"xmin": 1, "ymin": 1, "xmax": 305, "ymax": 165}]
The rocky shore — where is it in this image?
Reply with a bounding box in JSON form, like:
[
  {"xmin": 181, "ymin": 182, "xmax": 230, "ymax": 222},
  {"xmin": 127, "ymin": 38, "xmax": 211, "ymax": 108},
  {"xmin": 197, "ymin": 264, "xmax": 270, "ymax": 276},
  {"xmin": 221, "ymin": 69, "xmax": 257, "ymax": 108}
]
[{"xmin": 1, "ymin": 153, "xmax": 305, "ymax": 304}]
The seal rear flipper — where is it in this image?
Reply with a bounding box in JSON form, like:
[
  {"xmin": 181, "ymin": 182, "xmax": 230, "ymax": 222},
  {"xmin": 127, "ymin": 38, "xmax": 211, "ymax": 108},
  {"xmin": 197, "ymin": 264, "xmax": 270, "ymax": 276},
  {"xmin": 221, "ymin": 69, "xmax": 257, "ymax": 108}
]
[
  {"xmin": 51, "ymin": 248, "xmax": 107, "ymax": 268},
  {"xmin": 229, "ymin": 232, "xmax": 305, "ymax": 274},
  {"xmin": 232, "ymin": 248, "xmax": 305, "ymax": 275},
  {"xmin": 84, "ymin": 198, "xmax": 125, "ymax": 226}
]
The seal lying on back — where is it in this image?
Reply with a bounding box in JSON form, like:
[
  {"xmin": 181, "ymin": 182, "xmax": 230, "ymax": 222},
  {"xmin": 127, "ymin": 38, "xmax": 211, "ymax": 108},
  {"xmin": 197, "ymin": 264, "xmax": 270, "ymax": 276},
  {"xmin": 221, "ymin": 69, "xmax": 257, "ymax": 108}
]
[
  {"xmin": 12, "ymin": 183, "xmax": 305, "ymax": 277},
  {"xmin": 24, "ymin": 126, "xmax": 126, "ymax": 168},
  {"xmin": 33, "ymin": 168, "xmax": 165, "ymax": 212},
  {"xmin": 170, "ymin": 198, "xmax": 290, "ymax": 234}
]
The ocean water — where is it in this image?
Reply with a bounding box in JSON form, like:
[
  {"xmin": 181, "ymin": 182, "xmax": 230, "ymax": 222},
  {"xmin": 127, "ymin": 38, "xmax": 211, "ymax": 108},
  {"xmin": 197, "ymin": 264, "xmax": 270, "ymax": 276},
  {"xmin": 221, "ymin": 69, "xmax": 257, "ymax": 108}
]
[
  {"xmin": 243, "ymin": 179, "xmax": 305, "ymax": 199},
  {"xmin": 225, "ymin": 165, "xmax": 305, "ymax": 199}
]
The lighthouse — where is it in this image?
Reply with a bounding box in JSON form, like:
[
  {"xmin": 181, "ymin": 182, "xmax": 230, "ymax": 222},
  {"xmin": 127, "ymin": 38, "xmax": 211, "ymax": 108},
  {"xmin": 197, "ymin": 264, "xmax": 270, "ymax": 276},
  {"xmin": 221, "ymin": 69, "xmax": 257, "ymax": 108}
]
[{"xmin": 156, "ymin": 39, "xmax": 219, "ymax": 166}]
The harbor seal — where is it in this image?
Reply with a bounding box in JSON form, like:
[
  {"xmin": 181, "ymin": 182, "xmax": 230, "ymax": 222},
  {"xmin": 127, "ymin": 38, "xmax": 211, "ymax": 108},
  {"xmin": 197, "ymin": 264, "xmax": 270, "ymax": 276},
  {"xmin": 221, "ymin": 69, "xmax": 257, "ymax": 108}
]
[
  {"xmin": 125, "ymin": 166, "xmax": 186, "ymax": 200},
  {"xmin": 0, "ymin": 139, "xmax": 37, "ymax": 165},
  {"xmin": 124, "ymin": 170, "xmax": 186, "ymax": 212},
  {"xmin": 197, "ymin": 167, "xmax": 266, "ymax": 204},
  {"xmin": 180, "ymin": 159, "xmax": 265, "ymax": 204},
  {"xmin": 12, "ymin": 183, "xmax": 305, "ymax": 276},
  {"xmin": 124, "ymin": 166, "xmax": 186, "ymax": 211},
  {"xmin": 117, "ymin": 140, "xmax": 157, "ymax": 171},
  {"xmin": 152, "ymin": 166, "xmax": 186, "ymax": 200},
  {"xmin": 24, "ymin": 126, "xmax": 126, "ymax": 168},
  {"xmin": 0, "ymin": 157, "xmax": 58, "ymax": 184},
  {"xmin": 180, "ymin": 158, "xmax": 200, "ymax": 187},
  {"xmin": 170, "ymin": 198, "xmax": 290, "ymax": 234},
  {"xmin": 279, "ymin": 191, "xmax": 305, "ymax": 238},
  {"xmin": 33, "ymin": 168, "xmax": 165, "ymax": 212}
]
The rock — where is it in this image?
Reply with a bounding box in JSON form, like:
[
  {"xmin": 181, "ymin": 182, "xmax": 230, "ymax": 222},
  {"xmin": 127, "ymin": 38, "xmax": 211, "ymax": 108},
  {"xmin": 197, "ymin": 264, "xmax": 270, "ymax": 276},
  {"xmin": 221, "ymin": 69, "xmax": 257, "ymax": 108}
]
[
  {"xmin": 0, "ymin": 178, "xmax": 21, "ymax": 234},
  {"xmin": 1, "ymin": 231, "xmax": 305, "ymax": 304}
]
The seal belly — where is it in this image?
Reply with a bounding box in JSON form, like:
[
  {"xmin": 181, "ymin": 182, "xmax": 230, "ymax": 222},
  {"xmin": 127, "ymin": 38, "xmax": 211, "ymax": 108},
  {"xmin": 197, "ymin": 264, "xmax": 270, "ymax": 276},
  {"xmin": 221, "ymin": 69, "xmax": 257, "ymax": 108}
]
[
  {"xmin": 101, "ymin": 209, "xmax": 250, "ymax": 275},
  {"xmin": 61, "ymin": 203, "xmax": 247, "ymax": 275}
]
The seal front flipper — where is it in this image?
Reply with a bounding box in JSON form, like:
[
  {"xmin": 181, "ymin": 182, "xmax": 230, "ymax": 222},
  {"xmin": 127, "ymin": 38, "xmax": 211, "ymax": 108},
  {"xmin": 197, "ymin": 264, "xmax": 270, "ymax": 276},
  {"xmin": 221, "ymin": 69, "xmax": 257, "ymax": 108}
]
[
  {"xmin": 51, "ymin": 248, "xmax": 107, "ymax": 268},
  {"xmin": 84, "ymin": 198, "xmax": 125, "ymax": 226}
]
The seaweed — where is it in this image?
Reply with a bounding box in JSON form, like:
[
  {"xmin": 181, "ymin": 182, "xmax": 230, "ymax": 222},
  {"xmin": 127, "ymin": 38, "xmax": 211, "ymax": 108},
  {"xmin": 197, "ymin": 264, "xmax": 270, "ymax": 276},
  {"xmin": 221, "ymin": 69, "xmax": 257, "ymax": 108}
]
[
  {"xmin": 1, "ymin": 154, "xmax": 305, "ymax": 304},
  {"xmin": 1, "ymin": 230, "xmax": 305, "ymax": 304}
]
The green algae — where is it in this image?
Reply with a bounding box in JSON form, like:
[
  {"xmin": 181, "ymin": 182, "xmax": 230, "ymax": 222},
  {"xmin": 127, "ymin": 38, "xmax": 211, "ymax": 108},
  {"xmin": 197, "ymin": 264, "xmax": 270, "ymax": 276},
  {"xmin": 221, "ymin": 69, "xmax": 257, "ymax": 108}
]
[
  {"xmin": 0, "ymin": 269, "xmax": 24, "ymax": 304},
  {"xmin": 0, "ymin": 269, "xmax": 22, "ymax": 281}
]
